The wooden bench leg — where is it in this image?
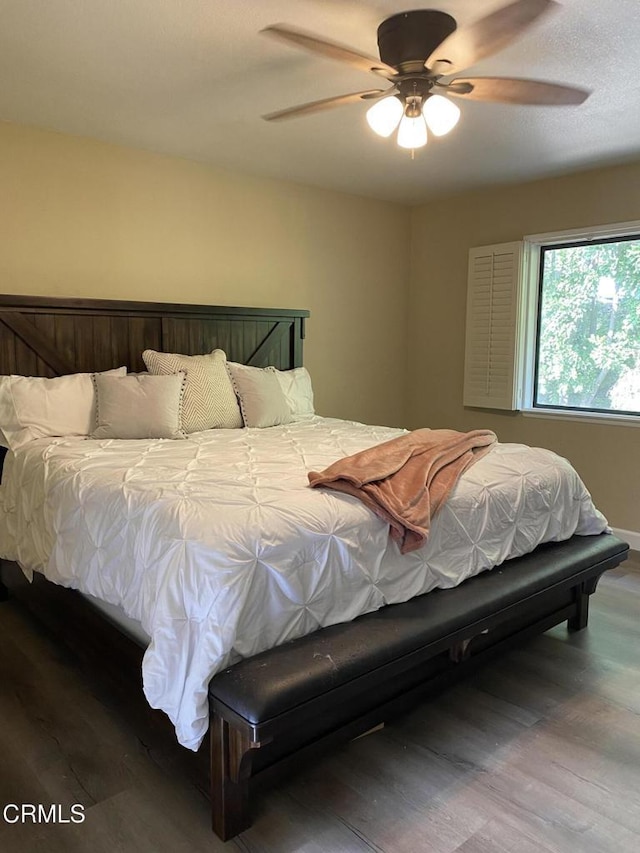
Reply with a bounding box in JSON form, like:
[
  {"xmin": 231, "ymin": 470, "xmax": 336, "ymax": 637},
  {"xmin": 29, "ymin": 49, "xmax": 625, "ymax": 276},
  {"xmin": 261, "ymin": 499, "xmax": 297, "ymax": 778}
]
[
  {"xmin": 568, "ymin": 586, "xmax": 590, "ymax": 631},
  {"xmin": 567, "ymin": 575, "xmax": 601, "ymax": 632},
  {"xmin": 210, "ymin": 715, "xmax": 262, "ymax": 841}
]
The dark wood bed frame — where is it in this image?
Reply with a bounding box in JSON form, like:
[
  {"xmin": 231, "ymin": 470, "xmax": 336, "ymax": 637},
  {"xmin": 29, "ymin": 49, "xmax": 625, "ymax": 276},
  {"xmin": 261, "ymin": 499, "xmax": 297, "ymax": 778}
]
[{"xmin": 0, "ymin": 294, "xmax": 630, "ymax": 841}]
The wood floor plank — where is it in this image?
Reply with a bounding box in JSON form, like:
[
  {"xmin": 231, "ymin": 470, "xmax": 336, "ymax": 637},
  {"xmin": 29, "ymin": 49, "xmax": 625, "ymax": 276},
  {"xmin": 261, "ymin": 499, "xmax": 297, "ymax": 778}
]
[
  {"xmin": 476, "ymin": 765, "xmax": 640, "ymax": 853},
  {"xmin": 286, "ymin": 734, "xmax": 497, "ymax": 852},
  {"xmin": 454, "ymin": 816, "xmax": 558, "ymax": 853},
  {"xmin": 0, "ymin": 784, "xmax": 231, "ymax": 853},
  {"xmin": 0, "ymin": 608, "xmax": 140, "ymax": 805},
  {"xmin": 239, "ymin": 788, "xmax": 381, "ymax": 853}
]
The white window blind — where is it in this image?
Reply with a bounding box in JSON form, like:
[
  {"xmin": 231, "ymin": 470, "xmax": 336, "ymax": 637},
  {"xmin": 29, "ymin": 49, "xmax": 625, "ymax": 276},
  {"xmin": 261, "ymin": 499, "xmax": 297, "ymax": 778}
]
[{"xmin": 463, "ymin": 241, "xmax": 524, "ymax": 410}]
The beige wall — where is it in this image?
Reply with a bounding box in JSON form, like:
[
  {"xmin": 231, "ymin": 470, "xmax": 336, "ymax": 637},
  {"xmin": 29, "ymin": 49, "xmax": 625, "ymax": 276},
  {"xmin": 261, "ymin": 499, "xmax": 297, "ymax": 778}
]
[
  {"xmin": 0, "ymin": 121, "xmax": 410, "ymax": 427},
  {"xmin": 408, "ymin": 161, "xmax": 640, "ymax": 530}
]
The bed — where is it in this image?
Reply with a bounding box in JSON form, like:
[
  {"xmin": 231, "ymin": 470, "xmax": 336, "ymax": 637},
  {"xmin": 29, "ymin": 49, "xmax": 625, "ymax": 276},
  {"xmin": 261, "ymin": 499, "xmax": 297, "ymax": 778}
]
[{"xmin": 0, "ymin": 294, "xmax": 629, "ymax": 840}]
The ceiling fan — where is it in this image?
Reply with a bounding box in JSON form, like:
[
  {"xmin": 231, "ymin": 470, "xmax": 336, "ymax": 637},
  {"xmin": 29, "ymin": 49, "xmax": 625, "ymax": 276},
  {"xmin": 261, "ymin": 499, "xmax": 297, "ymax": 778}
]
[{"xmin": 260, "ymin": 0, "xmax": 589, "ymax": 150}]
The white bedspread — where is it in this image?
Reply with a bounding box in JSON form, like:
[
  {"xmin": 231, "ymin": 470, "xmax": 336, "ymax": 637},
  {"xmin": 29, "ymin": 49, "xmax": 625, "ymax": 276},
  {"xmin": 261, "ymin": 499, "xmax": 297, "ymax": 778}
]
[{"xmin": 0, "ymin": 417, "xmax": 607, "ymax": 749}]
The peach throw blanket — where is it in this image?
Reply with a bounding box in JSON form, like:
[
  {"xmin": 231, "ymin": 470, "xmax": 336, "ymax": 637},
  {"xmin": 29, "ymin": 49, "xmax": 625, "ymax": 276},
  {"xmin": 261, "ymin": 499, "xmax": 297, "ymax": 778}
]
[{"xmin": 308, "ymin": 428, "xmax": 497, "ymax": 554}]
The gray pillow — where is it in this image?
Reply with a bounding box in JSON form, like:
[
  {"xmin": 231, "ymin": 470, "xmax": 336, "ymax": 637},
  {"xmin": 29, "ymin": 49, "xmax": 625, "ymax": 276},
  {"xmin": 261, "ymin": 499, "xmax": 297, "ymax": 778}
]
[
  {"xmin": 92, "ymin": 373, "xmax": 187, "ymax": 440},
  {"xmin": 228, "ymin": 363, "xmax": 292, "ymax": 428}
]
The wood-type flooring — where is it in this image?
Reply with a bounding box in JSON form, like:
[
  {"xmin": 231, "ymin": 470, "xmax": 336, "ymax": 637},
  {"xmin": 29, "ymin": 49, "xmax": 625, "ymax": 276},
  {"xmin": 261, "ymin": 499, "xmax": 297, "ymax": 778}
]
[{"xmin": 0, "ymin": 552, "xmax": 638, "ymax": 852}]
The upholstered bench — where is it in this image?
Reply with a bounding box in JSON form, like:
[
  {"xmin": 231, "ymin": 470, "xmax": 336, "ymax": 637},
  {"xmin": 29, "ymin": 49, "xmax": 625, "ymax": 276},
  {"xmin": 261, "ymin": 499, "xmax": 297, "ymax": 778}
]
[{"xmin": 207, "ymin": 532, "xmax": 628, "ymax": 839}]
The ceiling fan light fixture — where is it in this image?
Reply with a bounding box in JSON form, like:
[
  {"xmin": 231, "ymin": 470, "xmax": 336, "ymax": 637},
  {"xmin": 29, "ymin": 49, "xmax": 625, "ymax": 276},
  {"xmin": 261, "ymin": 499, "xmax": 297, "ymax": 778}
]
[
  {"xmin": 422, "ymin": 94, "xmax": 461, "ymax": 137},
  {"xmin": 366, "ymin": 96, "xmax": 403, "ymax": 137},
  {"xmin": 397, "ymin": 114, "xmax": 428, "ymax": 149},
  {"xmin": 263, "ymin": 3, "xmax": 591, "ymax": 150}
]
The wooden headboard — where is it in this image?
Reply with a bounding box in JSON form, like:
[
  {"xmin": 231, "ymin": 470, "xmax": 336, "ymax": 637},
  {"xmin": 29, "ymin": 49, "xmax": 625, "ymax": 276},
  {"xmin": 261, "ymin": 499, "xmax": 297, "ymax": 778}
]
[{"xmin": 0, "ymin": 295, "xmax": 309, "ymax": 377}]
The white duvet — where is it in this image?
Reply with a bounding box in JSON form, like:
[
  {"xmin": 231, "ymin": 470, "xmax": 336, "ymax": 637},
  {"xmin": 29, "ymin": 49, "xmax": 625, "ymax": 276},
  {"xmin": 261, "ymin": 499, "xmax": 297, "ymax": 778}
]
[{"xmin": 0, "ymin": 417, "xmax": 607, "ymax": 750}]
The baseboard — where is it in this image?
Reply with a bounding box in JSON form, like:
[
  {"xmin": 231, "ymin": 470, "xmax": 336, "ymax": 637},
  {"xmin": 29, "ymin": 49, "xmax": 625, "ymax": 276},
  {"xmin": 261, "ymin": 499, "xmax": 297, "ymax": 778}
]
[{"xmin": 611, "ymin": 527, "xmax": 640, "ymax": 553}]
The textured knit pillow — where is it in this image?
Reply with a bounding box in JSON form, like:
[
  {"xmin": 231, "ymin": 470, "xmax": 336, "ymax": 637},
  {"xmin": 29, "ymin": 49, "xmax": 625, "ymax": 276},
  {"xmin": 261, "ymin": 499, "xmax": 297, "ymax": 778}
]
[
  {"xmin": 92, "ymin": 373, "xmax": 187, "ymax": 440},
  {"xmin": 273, "ymin": 367, "xmax": 315, "ymax": 419},
  {"xmin": 228, "ymin": 363, "xmax": 292, "ymax": 428},
  {"xmin": 0, "ymin": 367, "xmax": 127, "ymax": 451},
  {"xmin": 142, "ymin": 348, "xmax": 242, "ymax": 432}
]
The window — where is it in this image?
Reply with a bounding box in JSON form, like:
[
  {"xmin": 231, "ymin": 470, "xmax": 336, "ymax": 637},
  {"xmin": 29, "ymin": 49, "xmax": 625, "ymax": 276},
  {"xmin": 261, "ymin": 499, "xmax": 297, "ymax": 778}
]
[
  {"xmin": 463, "ymin": 221, "xmax": 640, "ymax": 423},
  {"xmin": 535, "ymin": 235, "xmax": 640, "ymax": 417}
]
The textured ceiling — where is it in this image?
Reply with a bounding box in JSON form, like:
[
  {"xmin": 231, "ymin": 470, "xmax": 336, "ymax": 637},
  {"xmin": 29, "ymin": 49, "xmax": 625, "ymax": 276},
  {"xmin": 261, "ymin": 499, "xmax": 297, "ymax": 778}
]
[{"xmin": 1, "ymin": 0, "xmax": 639, "ymax": 203}]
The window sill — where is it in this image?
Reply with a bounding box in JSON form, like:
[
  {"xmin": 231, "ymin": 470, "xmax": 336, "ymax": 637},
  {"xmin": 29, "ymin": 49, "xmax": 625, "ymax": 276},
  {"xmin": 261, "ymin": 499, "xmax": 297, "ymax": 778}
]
[{"xmin": 522, "ymin": 407, "xmax": 640, "ymax": 428}]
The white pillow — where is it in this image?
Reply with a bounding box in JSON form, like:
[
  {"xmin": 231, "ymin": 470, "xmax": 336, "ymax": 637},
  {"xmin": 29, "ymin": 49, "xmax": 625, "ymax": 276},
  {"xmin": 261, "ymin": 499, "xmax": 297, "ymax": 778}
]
[
  {"xmin": 92, "ymin": 373, "xmax": 186, "ymax": 440},
  {"xmin": 142, "ymin": 348, "xmax": 242, "ymax": 432},
  {"xmin": 273, "ymin": 367, "xmax": 315, "ymax": 419},
  {"xmin": 0, "ymin": 367, "xmax": 127, "ymax": 451},
  {"xmin": 228, "ymin": 363, "xmax": 292, "ymax": 428}
]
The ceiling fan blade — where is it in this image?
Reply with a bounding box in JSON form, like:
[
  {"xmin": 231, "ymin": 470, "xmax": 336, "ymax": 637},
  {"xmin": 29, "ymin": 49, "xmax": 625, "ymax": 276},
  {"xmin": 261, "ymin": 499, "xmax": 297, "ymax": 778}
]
[
  {"xmin": 263, "ymin": 90, "xmax": 387, "ymax": 122},
  {"xmin": 261, "ymin": 25, "xmax": 398, "ymax": 79},
  {"xmin": 443, "ymin": 77, "xmax": 590, "ymax": 105},
  {"xmin": 425, "ymin": 0, "xmax": 557, "ymax": 76}
]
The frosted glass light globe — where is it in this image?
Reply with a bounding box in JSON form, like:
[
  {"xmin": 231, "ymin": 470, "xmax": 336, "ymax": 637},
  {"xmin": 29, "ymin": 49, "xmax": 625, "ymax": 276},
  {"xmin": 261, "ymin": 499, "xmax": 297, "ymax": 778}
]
[
  {"xmin": 366, "ymin": 96, "xmax": 403, "ymax": 137},
  {"xmin": 423, "ymin": 94, "xmax": 461, "ymax": 137},
  {"xmin": 397, "ymin": 114, "xmax": 428, "ymax": 149}
]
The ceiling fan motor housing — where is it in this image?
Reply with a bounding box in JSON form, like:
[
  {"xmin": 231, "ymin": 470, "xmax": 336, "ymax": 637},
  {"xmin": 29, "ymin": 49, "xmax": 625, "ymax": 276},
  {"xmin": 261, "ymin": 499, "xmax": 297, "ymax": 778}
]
[{"xmin": 377, "ymin": 10, "xmax": 457, "ymax": 72}]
